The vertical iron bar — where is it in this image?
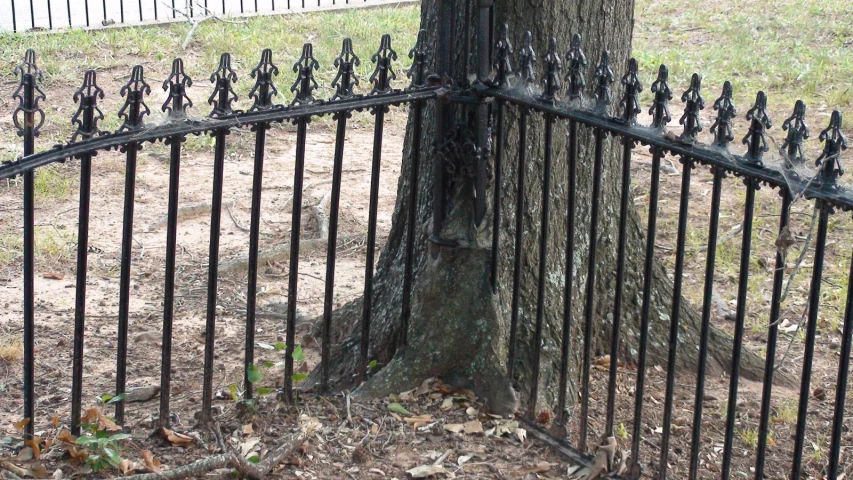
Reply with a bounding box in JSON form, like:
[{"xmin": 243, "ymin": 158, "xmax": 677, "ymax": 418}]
[
  {"xmin": 201, "ymin": 126, "xmax": 227, "ymax": 420},
  {"xmin": 67, "ymin": 0, "xmax": 71, "ymax": 27},
  {"xmin": 507, "ymin": 108, "xmax": 528, "ymax": 380},
  {"xmin": 47, "ymin": 0, "xmax": 52, "ymax": 29},
  {"xmin": 244, "ymin": 123, "xmax": 267, "ymax": 401},
  {"xmin": 528, "ymin": 112, "xmax": 553, "ymax": 418},
  {"xmin": 630, "ymin": 146, "xmax": 662, "ymax": 474},
  {"xmin": 115, "ymin": 143, "xmax": 138, "ymax": 425},
  {"xmin": 605, "ymin": 135, "xmax": 632, "ymax": 436},
  {"xmin": 754, "ymin": 190, "xmax": 791, "ymax": 480},
  {"xmin": 688, "ymin": 167, "xmax": 725, "ymax": 480},
  {"xmin": 70, "ymin": 153, "xmax": 92, "ymax": 436},
  {"xmin": 102, "ymin": 0, "xmax": 106, "ymax": 22},
  {"xmin": 658, "ymin": 157, "xmax": 694, "ymax": 476},
  {"xmin": 827, "ymin": 247, "xmax": 853, "ymax": 479},
  {"xmin": 721, "ymin": 178, "xmax": 759, "ymax": 480},
  {"xmin": 159, "ymin": 136, "xmax": 182, "ymax": 429},
  {"xmin": 558, "ymin": 118, "xmax": 578, "ymax": 425},
  {"xmin": 29, "ymin": 0, "xmax": 34, "ymax": 29},
  {"xmin": 152, "ymin": 0, "xmax": 157, "ymax": 20},
  {"xmin": 171, "ymin": 0, "xmax": 175, "ymax": 17},
  {"xmin": 20, "ymin": 69, "xmax": 37, "ymax": 439},
  {"xmin": 119, "ymin": 0, "xmax": 124, "ymax": 23},
  {"xmin": 431, "ymin": 0, "xmax": 451, "ymax": 242},
  {"xmin": 138, "ymin": 0, "xmax": 142, "ymax": 21},
  {"xmin": 84, "ymin": 0, "xmax": 89, "ymax": 26},
  {"xmin": 284, "ymin": 116, "xmax": 308, "ymax": 402},
  {"xmin": 400, "ymin": 101, "xmax": 423, "ymax": 346},
  {"xmin": 579, "ymin": 127, "xmax": 605, "ymax": 452},
  {"xmin": 12, "ymin": 0, "xmax": 17, "ymax": 32},
  {"xmin": 360, "ymin": 107, "xmax": 385, "ymax": 381},
  {"xmin": 322, "ymin": 113, "xmax": 347, "ymax": 389},
  {"xmin": 789, "ymin": 201, "xmax": 830, "ymax": 480},
  {"xmin": 490, "ymin": 99, "xmax": 504, "ymax": 293}
]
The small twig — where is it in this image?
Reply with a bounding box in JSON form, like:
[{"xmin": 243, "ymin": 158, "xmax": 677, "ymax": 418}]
[
  {"xmin": 226, "ymin": 200, "xmax": 251, "ymax": 233},
  {"xmin": 345, "ymin": 391, "xmax": 353, "ymax": 427}
]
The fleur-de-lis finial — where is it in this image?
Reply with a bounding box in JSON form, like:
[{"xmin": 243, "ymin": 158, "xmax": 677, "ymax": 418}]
[
  {"xmin": 407, "ymin": 30, "xmax": 429, "ymax": 89},
  {"xmin": 815, "ymin": 110, "xmax": 847, "ymax": 186},
  {"xmin": 248, "ymin": 49, "xmax": 280, "ymax": 112},
  {"xmin": 593, "ymin": 50, "xmax": 615, "ymax": 113},
  {"xmin": 742, "ymin": 91, "xmax": 772, "ymax": 165},
  {"xmin": 564, "ymin": 33, "xmax": 588, "ymax": 102},
  {"xmin": 70, "ymin": 70, "xmax": 105, "ymax": 142},
  {"xmin": 710, "ymin": 81, "xmax": 737, "ymax": 148},
  {"xmin": 369, "ymin": 34, "xmax": 398, "ymax": 95},
  {"xmin": 12, "ymin": 49, "xmax": 47, "ymax": 138},
  {"xmin": 649, "ymin": 64, "xmax": 672, "ymax": 130},
  {"xmin": 517, "ymin": 31, "xmax": 536, "ymax": 86},
  {"xmin": 331, "ymin": 38, "xmax": 361, "ymax": 101},
  {"xmin": 619, "ymin": 58, "xmax": 643, "ymax": 124},
  {"xmin": 679, "ymin": 73, "xmax": 705, "ymax": 141},
  {"xmin": 537, "ymin": 37, "xmax": 562, "ymax": 103},
  {"xmin": 781, "ymin": 100, "xmax": 809, "ymax": 167},
  {"xmin": 117, "ymin": 65, "xmax": 152, "ymax": 132},
  {"xmin": 492, "ymin": 24, "xmax": 513, "ymax": 87},
  {"xmin": 290, "ymin": 43, "xmax": 321, "ymax": 106},
  {"xmin": 208, "ymin": 53, "xmax": 239, "ymax": 117},
  {"xmin": 161, "ymin": 58, "xmax": 193, "ymax": 117}
]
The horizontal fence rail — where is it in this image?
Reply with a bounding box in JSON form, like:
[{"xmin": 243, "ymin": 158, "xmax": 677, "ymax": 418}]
[
  {"xmin": 3, "ymin": 30, "xmax": 434, "ymax": 437},
  {"xmin": 486, "ymin": 26, "xmax": 850, "ymax": 480},
  {"xmin": 0, "ymin": 0, "xmax": 417, "ymax": 33}
]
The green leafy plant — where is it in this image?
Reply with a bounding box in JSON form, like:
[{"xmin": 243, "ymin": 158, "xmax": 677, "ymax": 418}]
[{"xmin": 75, "ymin": 413, "xmax": 130, "ymax": 473}]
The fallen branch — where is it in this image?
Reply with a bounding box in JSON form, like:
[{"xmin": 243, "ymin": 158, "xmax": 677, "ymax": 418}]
[{"xmin": 118, "ymin": 427, "xmax": 310, "ymax": 480}]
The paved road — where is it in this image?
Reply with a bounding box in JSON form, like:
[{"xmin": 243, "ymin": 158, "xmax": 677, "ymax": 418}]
[{"xmin": 0, "ymin": 0, "xmax": 414, "ymax": 32}]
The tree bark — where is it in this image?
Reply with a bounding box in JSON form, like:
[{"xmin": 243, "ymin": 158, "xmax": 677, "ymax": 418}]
[{"xmin": 306, "ymin": 0, "xmax": 767, "ymax": 419}]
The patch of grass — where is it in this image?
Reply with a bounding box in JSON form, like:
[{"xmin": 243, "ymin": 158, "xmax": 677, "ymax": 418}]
[
  {"xmin": 33, "ymin": 164, "xmax": 75, "ymax": 199},
  {"xmin": 773, "ymin": 400, "xmax": 798, "ymax": 424},
  {"xmin": 738, "ymin": 427, "xmax": 760, "ymax": 451},
  {"xmin": 0, "ymin": 334, "xmax": 23, "ymax": 363},
  {"xmin": 635, "ymin": 0, "xmax": 853, "ymax": 139}
]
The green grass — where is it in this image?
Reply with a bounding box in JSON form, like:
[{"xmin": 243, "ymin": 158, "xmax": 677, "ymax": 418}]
[{"xmin": 634, "ymin": 0, "xmax": 853, "ymax": 130}]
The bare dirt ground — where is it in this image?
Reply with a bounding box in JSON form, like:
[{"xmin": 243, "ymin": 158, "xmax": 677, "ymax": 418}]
[{"xmin": 0, "ymin": 53, "xmax": 850, "ymax": 480}]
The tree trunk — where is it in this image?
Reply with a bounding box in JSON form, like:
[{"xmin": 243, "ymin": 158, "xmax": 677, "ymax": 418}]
[{"xmin": 307, "ymin": 0, "xmax": 767, "ymax": 419}]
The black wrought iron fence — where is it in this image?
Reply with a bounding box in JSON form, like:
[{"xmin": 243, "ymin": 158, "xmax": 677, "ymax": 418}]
[
  {"xmin": 1, "ymin": 6, "xmax": 852, "ymax": 480},
  {"xmin": 0, "ymin": 0, "xmax": 415, "ymax": 33},
  {"xmin": 2, "ymin": 31, "xmax": 435, "ymax": 438}
]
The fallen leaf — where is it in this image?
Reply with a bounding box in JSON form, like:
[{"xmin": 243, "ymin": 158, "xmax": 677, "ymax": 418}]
[
  {"xmin": 119, "ymin": 459, "xmax": 135, "ymax": 475},
  {"xmin": 161, "ymin": 427, "xmax": 194, "ymax": 446},
  {"xmin": 462, "ymin": 421, "xmax": 483, "ymax": 435},
  {"xmin": 141, "ymin": 450, "xmax": 161, "ymax": 473},
  {"xmin": 81, "ymin": 408, "xmax": 100, "ymax": 426},
  {"xmin": 594, "ymin": 355, "xmax": 611, "ymax": 367},
  {"xmin": 440, "ymin": 398, "xmax": 454, "ymax": 411},
  {"xmin": 242, "ymin": 424, "xmax": 254, "ymax": 435},
  {"xmin": 25, "ymin": 438, "xmax": 42, "ymax": 459},
  {"xmin": 98, "ymin": 415, "xmax": 121, "ymax": 432},
  {"xmin": 443, "ymin": 423, "xmax": 464, "ymax": 433},
  {"xmin": 515, "ymin": 428, "xmax": 527, "ymax": 443},
  {"xmin": 414, "ymin": 378, "xmax": 433, "ymax": 397},
  {"xmin": 457, "ymin": 454, "xmax": 473, "ymax": 466},
  {"xmin": 43, "ymin": 273, "xmax": 64, "ymax": 280},
  {"xmin": 13, "ymin": 418, "xmax": 30, "ymax": 433},
  {"xmin": 406, "ymin": 464, "xmax": 448, "ymax": 478},
  {"xmin": 124, "ymin": 386, "xmax": 160, "ymax": 403},
  {"xmin": 388, "ymin": 402, "xmax": 413, "ymax": 417},
  {"xmin": 404, "ymin": 414, "xmax": 433, "ymax": 430},
  {"xmin": 58, "ymin": 430, "xmax": 76, "ymax": 444},
  {"xmin": 521, "ymin": 461, "xmax": 554, "ymax": 474},
  {"xmin": 465, "ymin": 407, "xmax": 478, "ymax": 417},
  {"xmin": 51, "ymin": 416, "xmax": 60, "ymax": 428},
  {"xmin": 14, "ymin": 447, "xmax": 34, "ymax": 461},
  {"xmin": 239, "ymin": 437, "xmax": 261, "ymax": 457}
]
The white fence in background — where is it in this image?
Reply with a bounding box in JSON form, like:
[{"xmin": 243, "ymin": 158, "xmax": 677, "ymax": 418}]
[{"xmin": 0, "ymin": 0, "xmax": 417, "ymax": 32}]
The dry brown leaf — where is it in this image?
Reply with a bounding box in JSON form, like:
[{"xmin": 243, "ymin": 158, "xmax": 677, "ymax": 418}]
[
  {"xmin": 414, "ymin": 378, "xmax": 433, "ymax": 397},
  {"xmin": 161, "ymin": 427, "xmax": 194, "ymax": 446},
  {"xmin": 443, "ymin": 423, "xmax": 464, "ymax": 434},
  {"xmin": 43, "ymin": 273, "xmax": 64, "ymax": 280},
  {"xmin": 119, "ymin": 459, "xmax": 136, "ymax": 475},
  {"xmin": 81, "ymin": 408, "xmax": 100, "ymax": 426},
  {"xmin": 13, "ymin": 418, "xmax": 30, "ymax": 433},
  {"xmin": 440, "ymin": 398, "xmax": 454, "ymax": 411},
  {"xmin": 141, "ymin": 450, "xmax": 161, "ymax": 473},
  {"xmin": 98, "ymin": 414, "xmax": 121, "ymax": 432},
  {"xmin": 66, "ymin": 445, "xmax": 89, "ymax": 463},
  {"xmin": 25, "ymin": 438, "xmax": 42, "ymax": 459},
  {"xmin": 14, "ymin": 447, "xmax": 34, "ymax": 461},
  {"xmin": 404, "ymin": 414, "xmax": 433, "ymax": 426},
  {"xmin": 51, "ymin": 416, "xmax": 60, "ymax": 428},
  {"xmin": 594, "ymin": 355, "xmax": 610, "ymax": 367},
  {"xmin": 406, "ymin": 464, "xmax": 449, "ymax": 478},
  {"xmin": 462, "ymin": 421, "xmax": 483, "ymax": 435},
  {"xmin": 58, "ymin": 430, "xmax": 76, "ymax": 444},
  {"xmin": 521, "ymin": 461, "xmax": 555, "ymax": 474},
  {"xmin": 242, "ymin": 424, "xmax": 254, "ymax": 435}
]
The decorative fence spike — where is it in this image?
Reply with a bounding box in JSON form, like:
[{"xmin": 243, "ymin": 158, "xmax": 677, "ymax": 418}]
[
  {"xmin": 781, "ymin": 100, "xmax": 809, "ymax": 167},
  {"xmin": 161, "ymin": 58, "xmax": 193, "ymax": 117},
  {"xmin": 492, "ymin": 24, "xmax": 513, "ymax": 87},
  {"xmin": 649, "ymin": 64, "xmax": 672, "ymax": 130},
  {"xmin": 332, "ymin": 38, "xmax": 361, "ymax": 101},
  {"xmin": 118, "ymin": 65, "xmax": 151, "ymax": 132},
  {"xmin": 743, "ymin": 91, "xmax": 772, "ymax": 165},
  {"xmin": 208, "ymin": 53, "xmax": 238, "ymax": 117},
  {"xmin": 407, "ymin": 29, "xmax": 428, "ymax": 89},
  {"xmin": 70, "ymin": 70, "xmax": 105, "ymax": 142},
  {"xmin": 679, "ymin": 73, "xmax": 705, "ymax": 141},
  {"xmin": 369, "ymin": 34, "xmax": 398, "ymax": 95},
  {"xmin": 710, "ymin": 81, "xmax": 737, "ymax": 148},
  {"xmin": 248, "ymin": 49, "xmax": 280, "ymax": 112},
  {"xmin": 816, "ymin": 110, "xmax": 847, "ymax": 187},
  {"xmin": 564, "ymin": 33, "xmax": 588, "ymax": 102},
  {"xmin": 619, "ymin": 58, "xmax": 642, "ymax": 124},
  {"xmin": 12, "ymin": 49, "xmax": 46, "ymax": 138},
  {"xmin": 517, "ymin": 31, "xmax": 536, "ymax": 86},
  {"xmin": 593, "ymin": 50, "xmax": 615, "ymax": 113},
  {"xmin": 537, "ymin": 37, "xmax": 561, "ymax": 103},
  {"xmin": 290, "ymin": 43, "xmax": 321, "ymax": 106}
]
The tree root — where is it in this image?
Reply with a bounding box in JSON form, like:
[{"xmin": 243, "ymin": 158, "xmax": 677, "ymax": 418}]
[{"xmin": 117, "ymin": 428, "xmax": 309, "ymax": 480}]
